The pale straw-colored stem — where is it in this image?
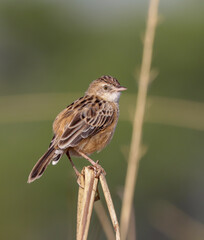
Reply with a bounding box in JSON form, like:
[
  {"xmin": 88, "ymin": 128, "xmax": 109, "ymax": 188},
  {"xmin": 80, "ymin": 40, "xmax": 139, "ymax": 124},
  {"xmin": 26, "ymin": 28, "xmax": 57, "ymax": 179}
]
[
  {"xmin": 100, "ymin": 173, "xmax": 121, "ymax": 240},
  {"xmin": 77, "ymin": 167, "xmax": 120, "ymax": 240},
  {"xmin": 120, "ymin": 0, "xmax": 160, "ymax": 239},
  {"xmin": 94, "ymin": 201, "xmax": 115, "ymax": 240},
  {"xmin": 77, "ymin": 167, "xmax": 99, "ymax": 240}
]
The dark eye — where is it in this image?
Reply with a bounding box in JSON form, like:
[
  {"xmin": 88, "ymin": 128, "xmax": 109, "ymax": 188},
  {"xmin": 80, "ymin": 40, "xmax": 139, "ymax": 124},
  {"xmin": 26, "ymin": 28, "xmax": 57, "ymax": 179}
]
[{"xmin": 103, "ymin": 85, "xmax": 108, "ymax": 90}]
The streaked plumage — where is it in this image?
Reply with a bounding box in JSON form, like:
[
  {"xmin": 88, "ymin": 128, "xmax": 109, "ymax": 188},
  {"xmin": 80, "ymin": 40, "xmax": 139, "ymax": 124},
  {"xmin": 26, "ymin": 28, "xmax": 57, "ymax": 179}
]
[{"xmin": 28, "ymin": 75, "xmax": 126, "ymax": 183}]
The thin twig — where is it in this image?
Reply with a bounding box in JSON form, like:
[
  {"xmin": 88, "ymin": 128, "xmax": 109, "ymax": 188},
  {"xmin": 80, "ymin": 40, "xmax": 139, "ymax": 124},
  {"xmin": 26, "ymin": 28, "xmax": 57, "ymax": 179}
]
[
  {"xmin": 100, "ymin": 173, "xmax": 121, "ymax": 240},
  {"xmin": 77, "ymin": 167, "xmax": 120, "ymax": 240},
  {"xmin": 94, "ymin": 201, "xmax": 115, "ymax": 240},
  {"xmin": 77, "ymin": 167, "xmax": 99, "ymax": 240},
  {"xmin": 117, "ymin": 188, "xmax": 136, "ymax": 240},
  {"xmin": 77, "ymin": 172, "xmax": 85, "ymax": 238},
  {"xmin": 120, "ymin": 0, "xmax": 160, "ymax": 239}
]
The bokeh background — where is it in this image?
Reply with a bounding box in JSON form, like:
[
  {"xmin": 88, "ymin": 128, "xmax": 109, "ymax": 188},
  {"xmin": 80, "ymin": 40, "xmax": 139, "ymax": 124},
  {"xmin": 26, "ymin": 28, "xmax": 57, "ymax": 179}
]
[{"xmin": 0, "ymin": 0, "xmax": 204, "ymax": 239}]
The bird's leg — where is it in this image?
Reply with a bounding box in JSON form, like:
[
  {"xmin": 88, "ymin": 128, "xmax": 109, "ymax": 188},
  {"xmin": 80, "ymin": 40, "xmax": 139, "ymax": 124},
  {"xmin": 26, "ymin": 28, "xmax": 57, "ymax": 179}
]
[
  {"xmin": 76, "ymin": 150, "xmax": 97, "ymax": 165},
  {"xmin": 66, "ymin": 152, "xmax": 84, "ymax": 187},
  {"xmin": 75, "ymin": 149, "xmax": 106, "ymax": 177},
  {"xmin": 66, "ymin": 151, "xmax": 80, "ymax": 177}
]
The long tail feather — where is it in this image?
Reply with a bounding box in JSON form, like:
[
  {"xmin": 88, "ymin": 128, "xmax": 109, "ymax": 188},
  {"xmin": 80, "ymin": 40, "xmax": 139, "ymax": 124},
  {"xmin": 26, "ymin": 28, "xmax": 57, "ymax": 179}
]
[{"xmin": 28, "ymin": 146, "xmax": 57, "ymax": 183}]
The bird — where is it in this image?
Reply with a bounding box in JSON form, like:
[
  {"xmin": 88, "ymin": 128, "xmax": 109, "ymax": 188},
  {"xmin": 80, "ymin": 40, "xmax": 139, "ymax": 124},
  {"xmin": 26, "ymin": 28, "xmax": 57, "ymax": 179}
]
[{"xmin": 27, "ymin": 75, "xmax": 127, "ymax": 183}]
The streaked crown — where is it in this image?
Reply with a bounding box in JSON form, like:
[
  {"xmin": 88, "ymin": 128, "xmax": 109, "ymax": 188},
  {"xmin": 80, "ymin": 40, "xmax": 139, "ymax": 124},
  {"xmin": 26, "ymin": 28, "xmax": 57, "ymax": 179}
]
[{"xmin": 98, "ymin": 75, "xmax": 121, "ymax": 88}]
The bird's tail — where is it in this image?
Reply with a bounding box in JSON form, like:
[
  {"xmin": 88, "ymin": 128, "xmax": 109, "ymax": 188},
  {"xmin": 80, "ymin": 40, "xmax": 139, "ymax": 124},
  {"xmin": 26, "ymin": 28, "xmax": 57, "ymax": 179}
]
[{"xmin": 27, "ymin": 146, "xmax": 62, "ymax": 183}]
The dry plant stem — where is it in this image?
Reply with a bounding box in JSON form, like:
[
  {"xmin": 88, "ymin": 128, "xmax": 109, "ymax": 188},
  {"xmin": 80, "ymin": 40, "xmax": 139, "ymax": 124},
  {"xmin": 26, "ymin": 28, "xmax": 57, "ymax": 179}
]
[
  {"xmin": 77, "ymin": 167, "xmax": 99, "ymax": 240},
  {"xmin": 77, "ymin": 173, "xmax": 85, "ymax": 238},
  {"xmin": 127, "ymin": 204, "xmax": 136, "ymax": 240},
  {"xmin": 100, "ymin": 173, "xmax": 121, "ymax": 240},
  {"xmin": 117, "ymin": 189, "xmax": 136, "ymax": 240},
  {"xmin": 77, "ymin": 166, "xmax": 120, "ymax": 240},
  {"xmin": 120, "ymin": 0, "xmax": 160, "ymax": 239},
  {"xmin": 94, "ymin": 201, "xmax": 115, "ymax": 240}
]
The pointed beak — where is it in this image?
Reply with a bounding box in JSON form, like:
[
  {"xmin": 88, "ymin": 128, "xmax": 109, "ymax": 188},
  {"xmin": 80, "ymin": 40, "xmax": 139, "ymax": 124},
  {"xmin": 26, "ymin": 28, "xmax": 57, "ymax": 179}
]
[{"xmin": 116, "ymin": 86, "xmax": 127, "ymax": 92}]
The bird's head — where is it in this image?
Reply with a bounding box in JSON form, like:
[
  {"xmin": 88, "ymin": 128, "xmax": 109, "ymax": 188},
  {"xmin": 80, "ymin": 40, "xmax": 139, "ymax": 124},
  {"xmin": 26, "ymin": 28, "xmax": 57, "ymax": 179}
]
[{"xmin": 86, "ymin": 75, "xmax": 127, "ymax": 102}]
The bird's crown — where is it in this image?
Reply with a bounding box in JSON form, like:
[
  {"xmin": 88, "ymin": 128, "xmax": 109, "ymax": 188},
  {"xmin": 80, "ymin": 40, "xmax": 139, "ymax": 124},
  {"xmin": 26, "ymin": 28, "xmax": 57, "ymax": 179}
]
[{"xmin": 97, "ymin": 75, "xmax": 121, "ymax": 88}]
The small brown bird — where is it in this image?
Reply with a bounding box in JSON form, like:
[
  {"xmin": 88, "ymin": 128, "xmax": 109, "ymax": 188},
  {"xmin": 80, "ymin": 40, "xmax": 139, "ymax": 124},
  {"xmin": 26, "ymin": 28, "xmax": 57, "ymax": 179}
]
[{"xmin": 28, "ymin": 75, "xmax": 127, "ymax": 183}]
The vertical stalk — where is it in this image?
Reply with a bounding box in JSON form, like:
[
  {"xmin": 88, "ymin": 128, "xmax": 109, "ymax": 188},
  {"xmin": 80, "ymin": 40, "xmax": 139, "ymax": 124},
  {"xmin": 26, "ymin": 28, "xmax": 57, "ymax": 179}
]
[{"xmin": 120, "ymin": 0, "xmax": 160, "ymax": 239}]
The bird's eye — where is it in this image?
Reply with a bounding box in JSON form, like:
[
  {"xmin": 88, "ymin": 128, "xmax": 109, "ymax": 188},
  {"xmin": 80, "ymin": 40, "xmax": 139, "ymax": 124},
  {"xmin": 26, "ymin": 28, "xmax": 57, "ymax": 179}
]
[{"xmin": 103, "ymin": 85, "xmax": 108, "ymax": 90}]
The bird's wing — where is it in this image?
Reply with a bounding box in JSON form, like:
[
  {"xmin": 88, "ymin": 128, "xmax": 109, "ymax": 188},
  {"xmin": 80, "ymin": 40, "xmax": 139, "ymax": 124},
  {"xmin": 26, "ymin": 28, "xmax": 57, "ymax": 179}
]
[{"xmin": 57, "ymin": 96, "xmax": 115, "ymax": 149}]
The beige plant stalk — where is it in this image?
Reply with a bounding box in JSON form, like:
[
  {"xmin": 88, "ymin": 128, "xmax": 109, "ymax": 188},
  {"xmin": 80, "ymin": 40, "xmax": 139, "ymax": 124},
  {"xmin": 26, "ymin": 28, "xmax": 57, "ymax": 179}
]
[
  {"xmin": 76, "ymin": 167, "xmax": 120, "ymax": 240},
  {"xmin": 120, "ymin": 0, "xmax": 160, "ymax": 239}
]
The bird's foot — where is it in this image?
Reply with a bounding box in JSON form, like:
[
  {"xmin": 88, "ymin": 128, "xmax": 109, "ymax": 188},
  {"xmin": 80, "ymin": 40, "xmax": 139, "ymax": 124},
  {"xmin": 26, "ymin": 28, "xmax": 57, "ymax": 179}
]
[{"xmin": 92, "ymin": 161, "xmax": 106, "ymax": 177}]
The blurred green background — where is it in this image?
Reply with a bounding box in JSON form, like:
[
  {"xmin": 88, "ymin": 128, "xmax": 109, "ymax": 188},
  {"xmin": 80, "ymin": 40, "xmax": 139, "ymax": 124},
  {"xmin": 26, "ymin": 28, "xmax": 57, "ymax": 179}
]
[{"xmin": 0, "ymin": 0, "xmax": 204, "ymax": 239}]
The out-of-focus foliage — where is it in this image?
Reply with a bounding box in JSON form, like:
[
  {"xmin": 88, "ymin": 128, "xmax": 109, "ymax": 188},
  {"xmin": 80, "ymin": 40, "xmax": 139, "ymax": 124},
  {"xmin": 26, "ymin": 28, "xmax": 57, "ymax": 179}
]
[{"xmin": 0, "ymin": 0, "xmax": 203, "ymax": 239}]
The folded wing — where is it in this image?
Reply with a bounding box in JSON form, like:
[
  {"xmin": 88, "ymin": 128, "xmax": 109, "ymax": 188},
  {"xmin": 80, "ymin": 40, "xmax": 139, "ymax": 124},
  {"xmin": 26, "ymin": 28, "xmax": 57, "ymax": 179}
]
[{"xmin": 58, "ymin": 97, "xmax": 115, "ymax": 149}]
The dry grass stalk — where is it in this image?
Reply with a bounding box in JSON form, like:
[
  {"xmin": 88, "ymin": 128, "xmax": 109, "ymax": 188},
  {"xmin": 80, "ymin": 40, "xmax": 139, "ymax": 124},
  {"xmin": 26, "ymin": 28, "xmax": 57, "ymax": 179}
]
[
  {"xmin": 77, "ymin": 167, "xmax": 99, "ymax": 240},
  {"xmin": 100, "ymin": 173, "xmax": 121, "ymax": 240},
  {"xmin": 94, "ymin": 201, "xmax": 115, "ymax": 240},
  {"xmin": 117, "ymin": 188, "xmax": 136, "ymax": 240},
  {"xmin": 120, "ymin": 0, "xmax": 160, "ymax": 239},
  {"xmin": 77, "ymin": 167, "xmax": 120, "ymax": 240},
  {"xmin": 77, "ymin": 171, "xmax": 85, "ymax": 238}
]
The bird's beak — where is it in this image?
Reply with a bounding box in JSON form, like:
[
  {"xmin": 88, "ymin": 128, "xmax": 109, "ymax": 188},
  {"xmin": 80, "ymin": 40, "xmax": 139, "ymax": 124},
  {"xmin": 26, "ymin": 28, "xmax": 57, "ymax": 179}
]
[{"xmin": 116, "ymin": 86, "xmax": 127, "ymax": 92}]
